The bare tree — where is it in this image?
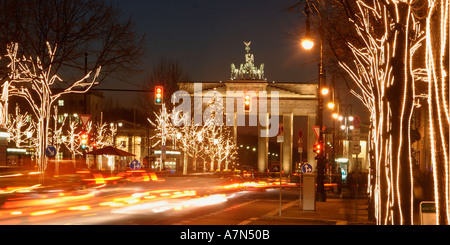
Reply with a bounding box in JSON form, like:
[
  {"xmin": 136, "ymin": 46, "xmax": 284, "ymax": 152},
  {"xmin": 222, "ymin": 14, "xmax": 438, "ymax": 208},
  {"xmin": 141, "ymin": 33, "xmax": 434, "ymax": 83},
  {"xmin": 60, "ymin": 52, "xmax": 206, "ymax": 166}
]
[
  {"xmin": 5, "ymin": 42, "xmax": 101, "ymax": 175},
  {"xmin": 0, "ymin": 0, "xmax": 145, "ymax": 83},
  {"xmin": 137, "ymin": 58, "xmax": 190, "ymax": 121}
]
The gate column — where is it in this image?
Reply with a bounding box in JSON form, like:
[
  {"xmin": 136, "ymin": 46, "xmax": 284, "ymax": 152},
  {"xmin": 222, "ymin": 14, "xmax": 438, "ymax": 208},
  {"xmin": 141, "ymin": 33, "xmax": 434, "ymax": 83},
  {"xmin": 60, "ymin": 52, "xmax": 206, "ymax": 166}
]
[
  {"xmin": 257, "ymin": 112, "xmax": 269, "ymax": 173},
  {"xmin": 281, "ymin": 113, "xmax": 293, "ymax": 174}
]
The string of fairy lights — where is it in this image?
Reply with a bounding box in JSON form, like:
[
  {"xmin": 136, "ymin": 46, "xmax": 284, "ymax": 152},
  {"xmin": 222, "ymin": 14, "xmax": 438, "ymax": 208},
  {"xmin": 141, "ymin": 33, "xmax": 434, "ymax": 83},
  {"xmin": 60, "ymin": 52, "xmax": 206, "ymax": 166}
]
[{"xmin": 0, "ymin": 42, "xmax": 101, "ymax": 175}]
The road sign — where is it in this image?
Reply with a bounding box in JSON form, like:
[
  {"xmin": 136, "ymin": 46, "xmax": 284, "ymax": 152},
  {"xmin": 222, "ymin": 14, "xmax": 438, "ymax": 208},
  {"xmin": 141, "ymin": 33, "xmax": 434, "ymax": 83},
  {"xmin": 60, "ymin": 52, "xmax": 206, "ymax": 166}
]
[
  {"xmin": 298, "ymin": 129, "xmax": 303, "ymax": 139},
  {"xmin": 130, "ymin": 159, "xmax": 141, "ymax": 170},
  {"xmin": 312, "ymin": 126, "xmax": 326, "ymax": 140},
  {"xmin": 278, "ymin": 123, "xmax": 284, "ymax": 136},
  {"xmin": 79, "ymin": 114, "xmax": 92, "ymax": 127},
  {"xmin": 277, "ymin": 136, "xmax": 284, "ymax": 143},
  {"xmin": 277, "ymin": 123, "xmax": 284, "ymax": 143},
  {"xmin": 302, "ymin": 163, "xmax": 313, "ymax": 173},
  {"xmin": 277, "ymin": 124, "xmax": 284, "ymax": 143},
  {"xmin": 352, "ymin": 145, "xmax": 361, "ymax": 154},
  {"xmin": 45, "ymin": 146, "xmax": 57, "ymax": 157}
]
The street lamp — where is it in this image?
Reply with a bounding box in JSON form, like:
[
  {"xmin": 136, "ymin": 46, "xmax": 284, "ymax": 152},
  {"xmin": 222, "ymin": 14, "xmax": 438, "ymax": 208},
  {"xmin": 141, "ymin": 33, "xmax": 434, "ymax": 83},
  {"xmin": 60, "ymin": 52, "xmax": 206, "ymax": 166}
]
[
  {"xmin": 301, "ymin": 4, "xmax": 327, "ymax": 202},
  {"xmin": 327, "ymin": 102, "xmax": 336, "ymax": 110},
  {"xmin": 301, "ymin": 38, "xmax": 314, "ymax": 50},
  {"xmin": 301, "ymin": 5, "xmax": 314, "ymax": 51}
]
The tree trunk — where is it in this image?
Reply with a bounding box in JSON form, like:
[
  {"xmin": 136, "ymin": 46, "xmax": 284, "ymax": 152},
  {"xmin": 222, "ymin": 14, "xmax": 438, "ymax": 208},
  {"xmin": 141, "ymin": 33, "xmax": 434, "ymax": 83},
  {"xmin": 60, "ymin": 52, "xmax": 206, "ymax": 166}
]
[
  {"xmin": 193, "ymin": 152, "xmax": 197, "ymax": 171},
  {"xmin": 427, "ymin": 0, "xmax": 449, "ymax": 225},
  {"xmin": 374, "ymin": 3, "xmax": 415, "ymax": 225},
  {"xmin": 183, "ymin": 152, "xmax": 188, "ymax": 175}
]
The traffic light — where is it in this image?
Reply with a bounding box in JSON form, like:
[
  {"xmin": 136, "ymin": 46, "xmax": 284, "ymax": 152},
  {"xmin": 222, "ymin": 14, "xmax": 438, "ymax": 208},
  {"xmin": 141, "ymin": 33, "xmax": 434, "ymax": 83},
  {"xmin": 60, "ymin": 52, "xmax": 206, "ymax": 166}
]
[
  {"xmin": 244, "ymin": 94, "xmax": 251, "ymax": 111},
  {"xmin": 80, "ymin": 131, "xmax": 89, "ymax": 150},
  {"xmin": 92, "ymin": 141, "xmax": 97, "ymax": 149},
  {"xmin": 313, "ymin": 141, "xmax": 323, "ymax": 159},
  {"xmin": 155, "ymin": 86, "xmax": 163, "ymax": 105}
]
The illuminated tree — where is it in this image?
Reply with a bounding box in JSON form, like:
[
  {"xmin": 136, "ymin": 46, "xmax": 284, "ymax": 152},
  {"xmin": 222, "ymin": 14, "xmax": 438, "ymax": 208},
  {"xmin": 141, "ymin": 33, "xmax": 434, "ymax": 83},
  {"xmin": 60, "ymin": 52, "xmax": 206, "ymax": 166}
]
[
  {"xmin": 201, "ymin": 92, "xmax": 237, "ymax": 172},
  {"xmin": 93, "ymin": 113, "xmax": 116, "ymax": 149},
  {"xmin": 211, "ymin": 128, "xmax": 237, "ymax": 171},
  {"xmin": 5, "ymin": 42, "xmax": 101, "ymax": 173},
  {"xmin": 298, "ymin": 0, "xmax": 448, "ymax": 224},
  {"xmin": 172, "ymin": 116, "xmax": 207, "ymax": 174},
  {"xmin": 0, "ymin": 0, "xmax": 145, "ymax": 84},
  {"xmin": 152, "ymin": 100, "xmax": 237, "ymax": 174},
  {"xmin": 148, "ymin": 103, "xmax": 177, "ymax": 171},
  {"xmin": 148, "ymin": 103, "xmax": 175, "ymax": 148},
  {"xmin": 424, "ymin": 0, "xmax": 449, "ymax": 225},
  {"xmin": 6, "ymin": 104, "xmax": 35, "ymax": 148},
  {"xmin": 65, "ymin": 121, "xmax": 81, "ymax": 161},
  {"xmin": 50, "ymin": 106, "xmax": 67, "ymax": 160}
]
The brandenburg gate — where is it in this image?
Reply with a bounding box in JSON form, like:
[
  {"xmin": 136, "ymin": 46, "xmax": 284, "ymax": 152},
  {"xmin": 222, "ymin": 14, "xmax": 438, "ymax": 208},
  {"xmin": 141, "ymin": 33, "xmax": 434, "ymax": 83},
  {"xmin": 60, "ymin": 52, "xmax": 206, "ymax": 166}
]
[{"xmin": 178, "ymin": 42, "xmax": 318, "ymax": 174}]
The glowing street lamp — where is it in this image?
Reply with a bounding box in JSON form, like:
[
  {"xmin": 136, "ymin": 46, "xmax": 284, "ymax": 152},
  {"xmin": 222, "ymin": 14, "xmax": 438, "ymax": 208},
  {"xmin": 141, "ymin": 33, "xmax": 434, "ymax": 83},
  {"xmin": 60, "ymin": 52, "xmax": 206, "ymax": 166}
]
[
  {"xmin": 327, "ymin": 101, "xmax": 336, "ymax": 110},
  {"xmin": 301, "ymin": 38, "xmax": 314, "ymax": 50},
  {"xmin": 301, "ymin": 5, "xmax": 315, "ymax": 51},
  {"xmin": 301, "ymin": 4, "xmax": 327, "ymax": 202}
]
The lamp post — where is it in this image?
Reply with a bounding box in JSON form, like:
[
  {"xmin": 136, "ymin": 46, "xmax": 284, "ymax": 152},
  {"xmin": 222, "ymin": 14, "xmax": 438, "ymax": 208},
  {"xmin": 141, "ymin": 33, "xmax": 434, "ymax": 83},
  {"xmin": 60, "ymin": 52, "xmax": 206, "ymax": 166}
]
[
  {"xmin": 302, "ymin": 5, "xmax": 327, "ymax": 202},
  {"xmin": 317, "ymin": 39, "xmax": 326, "ymax": 202}
]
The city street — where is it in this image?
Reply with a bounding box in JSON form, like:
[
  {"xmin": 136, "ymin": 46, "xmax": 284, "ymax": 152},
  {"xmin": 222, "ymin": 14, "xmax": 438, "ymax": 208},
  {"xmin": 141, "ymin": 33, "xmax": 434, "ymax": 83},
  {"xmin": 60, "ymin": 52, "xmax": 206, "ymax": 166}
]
[
  {"xmin": 0, "ymin": 173, "xmax": 312, "ymax": 225},
  {"xmin": 0, "ymin": 0, "xmax": 447, "ymax": 227}
]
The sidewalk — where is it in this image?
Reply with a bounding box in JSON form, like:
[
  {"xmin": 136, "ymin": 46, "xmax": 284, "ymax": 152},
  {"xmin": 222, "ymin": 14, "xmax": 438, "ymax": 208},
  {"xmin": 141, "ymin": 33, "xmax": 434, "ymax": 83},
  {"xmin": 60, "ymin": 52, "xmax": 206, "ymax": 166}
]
[{"xmin": 262, "ymin": 196, "xmax": 376, "ymax": 225}]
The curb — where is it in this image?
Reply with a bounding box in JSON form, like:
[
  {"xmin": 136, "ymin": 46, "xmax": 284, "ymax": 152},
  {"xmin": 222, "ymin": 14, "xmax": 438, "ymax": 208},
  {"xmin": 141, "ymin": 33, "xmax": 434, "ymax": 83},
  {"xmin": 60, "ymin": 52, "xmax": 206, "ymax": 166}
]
[
  {"xmin": 262, "ymin": 199, "xmax": 375, "ymax": 225},
  {"xmin": 262, "ymin": 199, "xmax": 342, "ymax": 225},
  {"xmin": 261, "ymin": 215, "xmax": 343, "ymax": 225}
]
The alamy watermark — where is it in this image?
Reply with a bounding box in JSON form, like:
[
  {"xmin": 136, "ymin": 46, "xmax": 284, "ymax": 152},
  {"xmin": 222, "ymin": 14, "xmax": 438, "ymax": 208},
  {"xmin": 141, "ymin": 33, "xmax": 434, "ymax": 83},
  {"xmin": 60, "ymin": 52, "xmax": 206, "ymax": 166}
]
[{"xmin": 170, "ymin": 83, "xmax": 279, "ymax": 138}]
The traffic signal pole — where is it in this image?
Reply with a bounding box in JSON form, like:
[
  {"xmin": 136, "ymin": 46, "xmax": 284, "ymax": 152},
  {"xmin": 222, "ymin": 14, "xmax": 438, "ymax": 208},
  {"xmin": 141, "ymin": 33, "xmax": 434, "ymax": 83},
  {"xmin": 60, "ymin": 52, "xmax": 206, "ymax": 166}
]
[{"xmin": 316, "ymin": 38, "xmax": 326, "ymax": 202}]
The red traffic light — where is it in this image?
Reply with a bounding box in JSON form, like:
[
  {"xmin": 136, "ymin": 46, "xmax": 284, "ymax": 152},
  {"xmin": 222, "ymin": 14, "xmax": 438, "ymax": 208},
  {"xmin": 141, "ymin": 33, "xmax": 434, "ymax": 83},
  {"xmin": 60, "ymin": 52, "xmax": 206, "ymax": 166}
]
[
  {"xmin": 278, "ymin": 123, "xmax": 284, "ymax": 136},
  {"xmin": 313, "ymin": 142, "xmax": 323, "ymax": 154}
]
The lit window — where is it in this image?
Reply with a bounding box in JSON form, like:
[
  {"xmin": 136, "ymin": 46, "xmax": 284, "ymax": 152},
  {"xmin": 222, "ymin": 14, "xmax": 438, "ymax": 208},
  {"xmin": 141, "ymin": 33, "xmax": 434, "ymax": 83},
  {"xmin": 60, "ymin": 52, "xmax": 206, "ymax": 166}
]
[{"xmin": 58, "ymin": 100, "xmax": 64, "ymax": 107}]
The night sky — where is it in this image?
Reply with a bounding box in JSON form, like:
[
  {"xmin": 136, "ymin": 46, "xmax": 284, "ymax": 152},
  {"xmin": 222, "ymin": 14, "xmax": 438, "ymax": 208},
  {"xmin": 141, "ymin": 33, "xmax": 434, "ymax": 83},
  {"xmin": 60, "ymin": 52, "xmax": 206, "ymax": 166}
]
[
  {"xmin": 104, "ymin": 0, "xmax": 368, "ymax": 126},
  {"xmin": 106, "ymin": 0, "xmax": 316, "ymax": 89}
]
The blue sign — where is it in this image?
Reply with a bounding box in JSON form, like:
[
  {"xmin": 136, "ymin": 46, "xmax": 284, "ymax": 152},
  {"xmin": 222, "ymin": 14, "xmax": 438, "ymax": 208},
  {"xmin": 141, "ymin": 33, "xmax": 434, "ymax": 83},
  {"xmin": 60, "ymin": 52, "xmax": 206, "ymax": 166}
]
[
  {"xmin": 302, "ymin": 163, "xmax": 313, "ymax": 174},
  {"xmin": 45, "ymin": 146, "xmax": 57, "ymax": 157},
  {"xmin": 130, "ymin": 159, "xmax": 141, "ymax": 170}
]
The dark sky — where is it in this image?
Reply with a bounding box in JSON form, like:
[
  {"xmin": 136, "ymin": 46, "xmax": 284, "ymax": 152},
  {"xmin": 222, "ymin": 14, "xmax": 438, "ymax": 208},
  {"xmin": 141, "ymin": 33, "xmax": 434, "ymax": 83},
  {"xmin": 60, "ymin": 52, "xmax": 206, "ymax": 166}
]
[
  {"xmin": 105, "ymin": 0, "xmax": 317, "ymax": 90},
  {"xmin": 103, "ymin": 0, "xmax": 369, "ymax": 126}
]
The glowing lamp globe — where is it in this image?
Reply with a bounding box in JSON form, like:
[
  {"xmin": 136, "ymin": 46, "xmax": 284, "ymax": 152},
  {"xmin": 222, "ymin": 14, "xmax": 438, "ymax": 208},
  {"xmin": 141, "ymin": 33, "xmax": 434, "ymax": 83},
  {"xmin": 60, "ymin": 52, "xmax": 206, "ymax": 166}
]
[
  {"xmin": 327, "ymin": 102, "xmax": 336, "ymax": 109},
  {"xmin": 301, "ymin": 38, "xmax": 314, "ymax": 50},
  {"xmin": 321, "ymin": 88, "xmax": 329, "ymax": 96}
]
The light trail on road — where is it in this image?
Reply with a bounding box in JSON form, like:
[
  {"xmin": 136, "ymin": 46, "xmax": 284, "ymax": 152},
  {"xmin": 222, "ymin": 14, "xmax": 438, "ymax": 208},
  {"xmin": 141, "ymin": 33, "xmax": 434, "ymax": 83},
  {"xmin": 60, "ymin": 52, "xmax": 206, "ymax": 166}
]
[{"xmin": 0, "ymin": 171, "xmax": 288, "ymax": 225}]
